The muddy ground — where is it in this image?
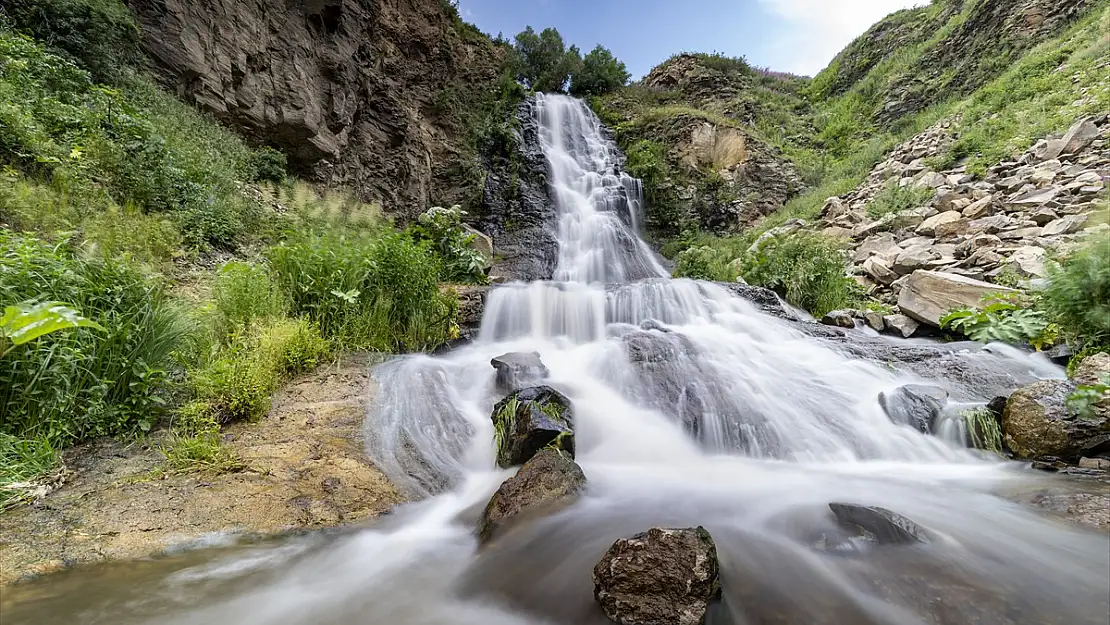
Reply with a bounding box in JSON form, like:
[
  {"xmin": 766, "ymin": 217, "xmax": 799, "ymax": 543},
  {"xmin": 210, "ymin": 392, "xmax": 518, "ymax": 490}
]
[{"xmin": 0, "ymin": 354, "xmax": 403, "ymax": 585}]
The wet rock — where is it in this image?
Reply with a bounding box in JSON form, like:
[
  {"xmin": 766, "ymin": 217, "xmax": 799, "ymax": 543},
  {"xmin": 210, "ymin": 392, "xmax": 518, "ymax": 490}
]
[
  {"xmin": 594, "ymin": 527, "xmax": 721, "ymax": 625},
  {"xmin": 863, "ymin": 311, "xmax": 886, "ymax": 332},
  {"xmin": 1078, "ymin": 457, "xmax": 1110, "ymax": 470},
  {"xmin": 828, "ymin": 503, "xmax": 935, "ymax": 545},
  {"xmin": 882, "ymin": 314, "xmax": 920, "ymax": 338},
  {"xmin": 879, "ymin": 384, "xmax": 949, "ymax": 433},
  {"xmin": 478, "ymin": 449, "xmax": 586, "ymax": 544},
  {"xmin": 821, "ymin": 310, "xmax": 857, "ymax": 328},
  {"xmin": 1002, "ymin": 372, "xmax": 1109, "ymax": 462},
  {"xmin": 491, "ymin": 352, "xmax": 550, "ymax": 393},
  {"xmin": 897, "ymin": 270, "xmax": 1017, "ymax": 327},
  {"xmin": 492, "ymin": 386, "xmax": 574, "ymax": 468}
]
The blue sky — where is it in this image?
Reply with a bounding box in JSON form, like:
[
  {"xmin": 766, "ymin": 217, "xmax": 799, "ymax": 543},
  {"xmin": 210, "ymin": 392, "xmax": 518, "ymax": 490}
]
[{"xmin": 458, "ymin": 0, "xmax": 925, "ymax": 78}]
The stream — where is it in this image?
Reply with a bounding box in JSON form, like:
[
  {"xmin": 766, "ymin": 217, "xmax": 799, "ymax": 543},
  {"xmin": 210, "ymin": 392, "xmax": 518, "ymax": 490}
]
[{"xmin": 4, "ymin": 94, "xmax": 1107, "ymax": 625}]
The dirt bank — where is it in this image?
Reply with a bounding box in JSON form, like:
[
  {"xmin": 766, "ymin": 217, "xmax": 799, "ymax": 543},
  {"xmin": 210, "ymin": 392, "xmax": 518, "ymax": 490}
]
[{"xmin": 0, "ymin": 354, "xmax": 403, "ymax": 585}]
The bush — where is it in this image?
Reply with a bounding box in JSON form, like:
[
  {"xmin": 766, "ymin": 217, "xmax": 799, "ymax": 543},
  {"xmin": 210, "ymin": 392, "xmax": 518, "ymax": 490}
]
[
  {"xmin": 213, "ymin": 261, "xmax": 286, "ymax": 338},
  {"xmin": 673, "ymin": 246, "xmax": 731, "ymax": 281},
  {"xmin": 189, "ymin": 318, "xmax": 328, "ymax": 423},
  {"xmin": 0, "ymin": 233, "xmax": 190, "ymax": 443},
  {"xmin": 1, "ymin": 0, "xmax": 144, "ymax": 84},
  {"xmin": 1041, "ymin": 235, "xmax": 1110, "ymax": 346},
  {"xmin": 866, "ymin": 181, "xmax": 935, "ymax": 219},
  {"xmin": 266, "ymin": 231, "xmax": 456, "ymax": 352},
  {"xmin": 0, "ymin": 29, "xmax": 259, "ymax": 248},
  {"xmin": 737, "ymin": 232, "xmax": 860, "ymax": 316},
  {"xmin": 410, "ymin": 205, "xmax": 488, "ymax": 284},
  {"xmin": 248, "ymin": 146, "xmax": 287, "ymax": 184}
]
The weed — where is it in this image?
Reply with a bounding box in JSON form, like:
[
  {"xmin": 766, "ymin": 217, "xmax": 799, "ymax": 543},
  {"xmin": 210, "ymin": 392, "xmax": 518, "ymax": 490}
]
[{"xmin": 866, "ymin": 182, "xmax": 934, "ymax": 219}]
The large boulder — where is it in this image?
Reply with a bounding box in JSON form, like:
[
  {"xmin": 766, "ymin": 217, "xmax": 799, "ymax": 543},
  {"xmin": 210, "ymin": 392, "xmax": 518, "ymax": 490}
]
[
  {"xmin": 478, "ymin": 449, "xmax": 585, "ymax": 544},
  {"xmin": 878, "ymin": 384, "xmax": 949, "ymax": 433},
  {"xmin": 1003, "ymin": 354, "xmax": 1110, "ymax": 461},
  {"xmin": 491, "ymin": 352, "xmax": 550, "ymax": 393},
  {"xmin": 896, "ymin": 270, "xmax": 1017, "ymax": 327},
  {"xmin": 594, "ymin": 527, "xmax": 721, "ymax": 625},
  {"xmin": 492, "ymin": 386, "xmax": 574, "ymax": 468}
]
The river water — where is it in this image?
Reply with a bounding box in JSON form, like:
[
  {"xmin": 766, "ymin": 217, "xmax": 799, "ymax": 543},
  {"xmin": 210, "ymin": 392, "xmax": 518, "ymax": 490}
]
[{"xmin": 4, "ymin": 94, "xmax": 1107, "ymax": 625}]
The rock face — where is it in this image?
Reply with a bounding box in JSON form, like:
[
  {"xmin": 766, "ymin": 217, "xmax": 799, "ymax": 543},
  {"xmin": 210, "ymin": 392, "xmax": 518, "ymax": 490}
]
[
  {"xmin": 126, "ymin": 0, "xmax": 503, "ymax": 216},
  {"xmin": 1004, "ymin": 354, "xmax": 1110, "ymax": 461},
  {"xmin": 593, "ymin": 527, "xmax": 722, "ymax": 625},
  {"xmin": 477, "ymin": 97, "xmax": 559, "ymax": 281},
  {"xmin": 491, "ymin": 352, "xmax": 550, "ymax": 394},
  {"xmin": 478, "ymin": 449, "xmax": 585, "ymax": 544},
  {"xmin": 897, "ymin": 270, "xmax": 1017, "ymax": 327},
  {"xmin": 828, "ymin": 503, "xmax": 935, "ymax": 545},
  {"xmin": 492, "ymin": 386, "xmax": 574, "ymax": 468},
  {"xmin": 879, "ymin": 384, "xmax": 949, "ymax": 433}
]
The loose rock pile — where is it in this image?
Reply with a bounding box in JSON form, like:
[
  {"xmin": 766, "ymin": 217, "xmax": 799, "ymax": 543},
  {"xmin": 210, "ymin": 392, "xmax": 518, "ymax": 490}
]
[{"xmin": 818, "ymin": 114, "xmax": 1109, "ymax": 336}]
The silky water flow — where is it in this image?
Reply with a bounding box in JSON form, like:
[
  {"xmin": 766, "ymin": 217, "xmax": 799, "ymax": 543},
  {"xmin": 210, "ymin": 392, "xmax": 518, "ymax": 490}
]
[{"xmin": 5, "ymin": 94, "xmax": 1108, "ymax": 625}]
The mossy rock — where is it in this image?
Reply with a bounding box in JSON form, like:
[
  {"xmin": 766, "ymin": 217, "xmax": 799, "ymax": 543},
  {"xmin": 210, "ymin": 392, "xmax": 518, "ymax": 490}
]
[{"xmin": 491, "ymin": 386, "xmax": 574, "ymax": 468}]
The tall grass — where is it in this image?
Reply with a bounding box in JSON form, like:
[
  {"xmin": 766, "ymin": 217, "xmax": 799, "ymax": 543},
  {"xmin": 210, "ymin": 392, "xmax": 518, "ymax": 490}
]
[
  {"xmin": 0, "ymin": 232, "xmax": 191, "ymax": 442},
  {"xmin": 267, "ymin": 231, "xmax": 456, "ymax": 352},
  {"xmin": 1041, "ymin": 234, "xmax": 1110, "ymax": 348}
]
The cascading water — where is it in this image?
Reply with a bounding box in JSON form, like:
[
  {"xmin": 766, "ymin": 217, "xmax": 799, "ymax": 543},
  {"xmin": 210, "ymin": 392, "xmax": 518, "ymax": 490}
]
[{"xmin": 7, "ymin": 94, "xmax": 1108, "ymax": 625}]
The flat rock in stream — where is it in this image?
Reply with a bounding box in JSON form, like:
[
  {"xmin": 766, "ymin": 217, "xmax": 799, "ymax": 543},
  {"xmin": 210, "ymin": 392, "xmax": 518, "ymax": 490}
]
[
  {"xmin": 829, "ymin": 503, "xmax": 935, "ymax": 545},
  {"xmin": 879, "ymin": 384, "xmax": 949, "ymax": 433},
  {"xmin": 594, "ymin": 527, "xmax": 721, "ymax": 625},
  {"xmin": 491, "ymin": 352, "xmax": 550, "ymax": 393},
  {"xmin": 492, "ymin": 386, "xmax": 574, "ymax": 468},
  {"xmin": 478, "ymin": 449, "xmax": 585, "ymax": 544}
]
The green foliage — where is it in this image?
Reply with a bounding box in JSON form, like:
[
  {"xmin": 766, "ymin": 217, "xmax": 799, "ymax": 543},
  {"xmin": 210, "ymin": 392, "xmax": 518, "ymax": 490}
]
[
  {"xmin": 0, "ymin": 300, "xmax": 103, "ymax": 356},
  {"xmin": 189, "ymin": 318, "xmax": 329, "ymax": 423},
  {"xmin": 866, "ymin": 181, "xmax": 935, "ymax": 219},
  {"xmin": 0, "ymin": 233, "xmax": 190, "ymax": 444},
  {"xmin": 1040, "ymin": 235, "xmax": 1110, "ymax": 347},
  {"xmin": 0, "ymin": 29, "xmax": 260, "ymax": 248},
  {"xmin": 569, "ymin": 45, "xmax": 630, "ymax": 97},
  {"xmin": 940, "ymin": 295, "xmax": 1052, "ymax": 347},
  {"xmin": 0, "ymin": 432, "xmax": 57, "ymax": 510},
  {"xmin": 673, "ymin": 246, "xmax": 732, "ymax": 282},
  {"xmin": 266, "ymin": 230, "xmax": 456, "ymax": 352},
  {"xmin": 961, "ymin": 407, "xmax": 1002, "ymax": 453},
  {"xmin": 410, "ymin": 205, "xmax": 489, "ymax": 284},
  {"xmin": 622, "ymin": 139, "xmax": 684, "ymax": 237},
  {"xmin": 248, "ymin": 146, "xmax": 287, "ymax": 184},
  {"xmin": 510, "ymin": 26, "xmax": 580, "ymax": 92},
  {"xmin": 213, "ymin": 261, "xmax": 287, "ymax": 338},
  {"xmin": 1, "ymin": 0, "xmax": 144, "ymax": 84},
  {"xmin": 1067, "ymin": 374, "xmax": 1110, "ymax": 421},
  {"xmin": 492, "ymin": 396, "xmax": 520, "ymax": 455},
  {"xmin": 737, "ymin": 232, "xmax": 861, "ymax": 317}
]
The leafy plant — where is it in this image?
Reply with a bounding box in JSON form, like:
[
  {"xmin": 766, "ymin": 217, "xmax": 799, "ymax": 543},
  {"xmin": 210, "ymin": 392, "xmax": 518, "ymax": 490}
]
[
  {"xmin": 0, "ymin": 300, "xmax": 103, "ymax": 356},
  {"xmin": 569, "ymin": 45, "xmax": 630, "ymax": 97},
  {"xmin": 736, "ymin": 232, "xmax": 861, "ymax": 317},
  {"xmin": 940, "ymin": 294, "xmax": 1052, "ymax": 346},
  {"xmin": 410, "ymin": 205, "xmax": 488, "ymax": 284},
  {"xmin": 1067, "ymin": 373, "xmax": 1110, "ymax": 421},
  {"xmin": 1041, "ymin": 235, "xmax": 1110, "ymax": 347},
  {"xmin": 212, "ymin": 261, "xmax": 286, "ymax": 339}
]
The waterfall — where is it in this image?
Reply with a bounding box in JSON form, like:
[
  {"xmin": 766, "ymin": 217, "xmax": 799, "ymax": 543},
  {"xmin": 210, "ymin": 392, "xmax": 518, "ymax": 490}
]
[{"xmin": 14, "ymin": 95, "xmax": 1105, "ymax": 625}]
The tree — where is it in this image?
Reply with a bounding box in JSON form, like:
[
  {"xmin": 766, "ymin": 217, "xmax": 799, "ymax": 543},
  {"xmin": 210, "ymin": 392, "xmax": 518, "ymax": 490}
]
[
  {"xmin": 512, "ymin": 27, "xmax": 580, "ymax": 93},
  {"xmin": 570, "ymin": 45, "xmax": 631, "ymax": 97}
]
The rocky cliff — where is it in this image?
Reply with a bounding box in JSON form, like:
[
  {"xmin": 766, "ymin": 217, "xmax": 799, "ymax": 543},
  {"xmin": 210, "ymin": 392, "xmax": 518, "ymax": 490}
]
[{"xmin": 126, "ymin": 0, "xmax": 504, "ymax": 217}]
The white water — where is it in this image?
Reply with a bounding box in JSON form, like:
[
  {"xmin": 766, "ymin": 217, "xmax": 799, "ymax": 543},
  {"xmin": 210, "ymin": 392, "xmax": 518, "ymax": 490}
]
[{"xmin": 8, "ymin": 95, "xmax": 1107, "ymax": 625}]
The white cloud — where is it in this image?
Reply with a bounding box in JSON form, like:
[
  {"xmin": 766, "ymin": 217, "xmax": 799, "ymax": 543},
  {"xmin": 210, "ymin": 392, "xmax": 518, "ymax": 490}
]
[{"xmin": 756, "ymin": 0, "xmax": 927, "ymax": 75}]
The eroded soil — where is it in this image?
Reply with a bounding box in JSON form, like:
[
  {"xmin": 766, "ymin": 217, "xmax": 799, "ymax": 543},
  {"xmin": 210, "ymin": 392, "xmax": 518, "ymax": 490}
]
[{"xmin": 0, "ymin": 354, "xmax": 403, "ymax": 585}]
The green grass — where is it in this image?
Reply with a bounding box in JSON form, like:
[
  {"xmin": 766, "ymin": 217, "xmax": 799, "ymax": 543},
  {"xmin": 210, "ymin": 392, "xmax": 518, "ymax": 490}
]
[
  {"xmin": 1041, "ymin": 234, "xmax": 1110, "ymax": 347},
  {"xmin": 962, "ymin": 407, "xmax": 1003, "ymax": 453},
  {"xmin": 866, "ymin": 182, "xmax": 935, "ymax": 219},
  {"xmin": 0, "ymin": 432, "xmax": 57, "ymax": 510}
]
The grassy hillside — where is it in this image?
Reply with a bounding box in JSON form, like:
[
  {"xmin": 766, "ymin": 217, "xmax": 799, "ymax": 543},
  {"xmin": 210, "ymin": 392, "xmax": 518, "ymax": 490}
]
[{"xmin": 0, "ymin": 4, "xmax": 491, "ymax": 507}]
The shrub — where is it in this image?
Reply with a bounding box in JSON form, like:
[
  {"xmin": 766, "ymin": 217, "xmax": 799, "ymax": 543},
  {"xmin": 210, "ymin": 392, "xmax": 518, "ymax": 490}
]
[
  {"xmin": 212, "ymin": 261, "xmax": 286, "ymax": 338},
  {"xmin": 1041, "ymin": 235, "xmax": 1110, "ymax": 346},
  {"xmin": 410, "ymin": 205, "xmax": 488, "ymax": 284},
  {"xmin": 189, "ymin": 318, "xmax": 328, "ymax": 423},
  {"xmin": 0, "ymin": 233, "xmax": 190, "ymax": 443},
  {"xmin": 248, "ymin": 146, "xmax": 287, "ymax": 184},
  {"xmin": 737, "ymin": 232, "xmax": 860, "ymax": 316},
  {"xmin": 266, "ymin": 231, "xmax": 455, "ymax": 352},
  {"xmin": 1, "ymin": 0, "xmax": 145, "ymax": 84},
  {"xmin": 673, "ymin": 246, "xmax": 731, "ymax": 282},
  {"xmin": 866, "ymin": 181, "xmax": 935, "ymax": 219},
  {"xmin": 940, "ymin": 294, "xmax": 1054, "ymax": 348}
]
